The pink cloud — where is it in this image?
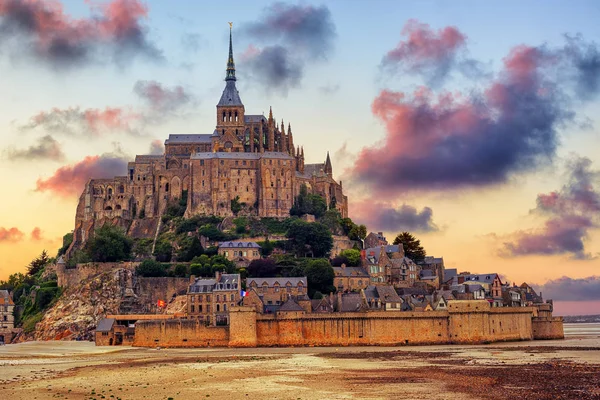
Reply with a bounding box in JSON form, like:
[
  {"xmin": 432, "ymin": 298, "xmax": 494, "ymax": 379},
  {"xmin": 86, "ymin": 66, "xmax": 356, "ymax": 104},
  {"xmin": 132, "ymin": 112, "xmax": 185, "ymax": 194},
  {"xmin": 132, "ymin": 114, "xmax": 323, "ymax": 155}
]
[
  {"xmin": 30, "ymin": 227, "xmax": 43, "ymax": 241},
  {"xmin": 35, "ymin": 154, "xmax": 127, "ymax": 198},
  {"xmin": 0, "ymin": 227, "xmax": 25, "ymax": 242},
  {"xmin": 0, "ymin": 0, "xmax": 160, "ymax": 65}
]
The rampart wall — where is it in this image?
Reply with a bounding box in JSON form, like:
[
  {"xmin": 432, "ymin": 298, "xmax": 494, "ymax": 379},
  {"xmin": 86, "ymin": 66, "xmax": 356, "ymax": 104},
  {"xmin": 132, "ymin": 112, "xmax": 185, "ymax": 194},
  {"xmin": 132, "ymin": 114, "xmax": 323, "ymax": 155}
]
[
  {"xmin": 133, "ymin": 319, "xmax": 229, "ymax": 347},
  {"xmin": 532, "ymin": 317, "xmax": 564, "ymax": 340},
  {"xmin": 133, "ymin": 301, "xmax": 559, "ymax": 348}
]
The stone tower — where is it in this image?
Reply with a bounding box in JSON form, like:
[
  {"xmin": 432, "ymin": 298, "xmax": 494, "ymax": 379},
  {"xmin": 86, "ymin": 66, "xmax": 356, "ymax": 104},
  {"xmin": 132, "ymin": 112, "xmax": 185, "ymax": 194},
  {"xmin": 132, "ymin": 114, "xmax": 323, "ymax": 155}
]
[{"xmin": 216, "ymin": 25, "xmax": 245, "ymax": 148}]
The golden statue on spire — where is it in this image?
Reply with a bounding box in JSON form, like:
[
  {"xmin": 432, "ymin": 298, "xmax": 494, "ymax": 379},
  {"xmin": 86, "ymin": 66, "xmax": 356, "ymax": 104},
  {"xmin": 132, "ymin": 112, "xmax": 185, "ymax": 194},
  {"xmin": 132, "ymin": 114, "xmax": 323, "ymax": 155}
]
[{"xmin": 228, "ymin": 22, "xmax": 233, "ymax": 29}]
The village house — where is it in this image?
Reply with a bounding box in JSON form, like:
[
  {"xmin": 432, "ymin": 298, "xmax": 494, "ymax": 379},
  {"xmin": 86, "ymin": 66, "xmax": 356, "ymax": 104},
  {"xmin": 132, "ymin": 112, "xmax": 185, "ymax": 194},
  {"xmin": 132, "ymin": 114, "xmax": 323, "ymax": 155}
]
[
  {"xmin": 502, "ymin": 286, "xmax": 525, "ymax": 307},
  {"xmin": 363, "ymin": 231, "xmax": 388, "ymax": 249},
  {"xmin": 187, "ymin": 272, "xmax": 241, "ymax": 325},
  {"xmin": 363, "ymin": 285, "xmax": 403, "ymax": 310},
  {"xmin": 218, "ymin": 241, "xmax": 261, "ymax": 263},
  {"xmin": 333, "ymin": 263, "xmax": 370, "ymax": 292},
  {"xmin": 446, "ymin": 273, "xmax": 504, "ymax": 307},
  {"xmin": 364, "ymin": 245, "xmax": 421, "ymax": 287},
  {"xmin": 520, "ymin": 282, "xmax": 544, "ymax": 305},
  {"xmin": 244, "ymin": 277, "xmax": 311, "ymax": 313},
  {"xmin": 0, "ymin": 290, "xmax": 14, "ymax": 329},
  {"xmin": 95, "ymin": 314, "xmax": 179, "ymax": 346},
  {"xmin": 418, "ymin": 256, "xmax": 445, "ymax": 288}
]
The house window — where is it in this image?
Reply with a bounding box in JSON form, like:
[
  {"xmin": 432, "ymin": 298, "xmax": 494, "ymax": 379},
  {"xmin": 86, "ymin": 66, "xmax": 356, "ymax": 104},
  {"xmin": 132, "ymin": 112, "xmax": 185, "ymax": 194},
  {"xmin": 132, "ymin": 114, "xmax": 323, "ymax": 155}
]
[
  {"xmin": 223, "ymin": 304, "xmax": 227, "ymax": 311},
  {"xmin": 191, "ymin": 305, "xmax": 195, "ymax": 312},
  {"xmin": 216, "ymin": 304, "xmax": 220, "ymax": 312},
  {"xmin": 199, "ymin": 305, "xmax": 202, "ymax": 312},
  {"xmin": 200, "ymin": 160, "xmax": 204, "ymax": 166}
]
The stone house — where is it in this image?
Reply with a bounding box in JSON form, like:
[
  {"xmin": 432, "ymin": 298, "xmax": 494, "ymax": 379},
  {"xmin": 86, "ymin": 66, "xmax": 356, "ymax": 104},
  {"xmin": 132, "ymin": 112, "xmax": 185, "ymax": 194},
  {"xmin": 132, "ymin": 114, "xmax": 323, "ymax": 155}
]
[
  {"xmin": 218, "ymin": 241, "xmax": 261, "ymax": 263},
  {"xmin": 364, "ymin": 245, "xmax": 421, "ymax": 288},
  {"xmin": 363, "ymin": 285, "xmax": 403, "ymax": 311},
  {"xmin": 363, "ymin": 232, "xmax": 388, "ymax": 249},
  {"xmin": 0, "ymin": 290, "xmax": 14, "ymax": 329},
  {"xmin": 502, "ymin": 286, "xmax": 525, "ymax": 307},
  {"xmin": 333, "ymin": 264, "xmax": 369, "ymax": 292},
  {"xmin": 447, "ymin": 273, "xmax": 504, "ymax": 306},
  {"xmin": 245, "ymin": 277, "xmax": 308, "ymax": 306},
  {"xmin": 418, "ymin": 256, "xmax": 445, "ymax": 288},
  {"xmin": 520, "ymin": 283, "xmax": 544, "ymax": 305},
  {"xmin": 187, "ymin": 272, "xmax": 241, "ymax": 325}
]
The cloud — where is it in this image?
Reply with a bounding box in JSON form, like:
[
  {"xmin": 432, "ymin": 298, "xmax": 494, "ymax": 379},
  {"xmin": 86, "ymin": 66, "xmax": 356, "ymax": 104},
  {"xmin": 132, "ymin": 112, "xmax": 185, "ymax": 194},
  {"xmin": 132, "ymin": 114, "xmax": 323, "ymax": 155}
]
[
  {"xmin": 501, "ymin": 156, "xmax": 600, "ymax": 259},
  {"xmin": 30, "ymin": 227, "xmax": 43, "ymax": 241},
  {"xmin": 35, "ymin": 153, "xmax": 128, "ymax": 198},
  {"xmin": 22, "ymin": 106, "xmax": 141, "ymax": 136},
  {"xmin": 241, "ymin": 3, "xmax": 335, "ymax": 92},
  {"xmin": 319, "ymin": 83, "xmax": 340, "ymax": 95},
  {"xmin": 149, "ymin": 139, "xmax": 164, "ymax": 155},
  {"xmin": 181, "ymin": 32, "xmax": 201, "ymax": 53},
  {"xmin": 133, "ymin": 80, "xmax": 191, "ymax": 112},
  {"xmin": 0, "ymin": 0, "xmax": 162, "ymax": 67},
  {"xmin": 4, "ymin": 135, "xmax": 65, "ymax": 161},
  {"xmin": 381, "ymin": 19, "xmax": 485, "ymax": 86},
  {"xmin": 351, "ymin": 201, "xmax": 439, "ymax": 233},
  {"xmin": 535, "ymin": 276, "xmax": 600, "ymax": 301},
  {"xmin": 0, "ymin": 227, "xmax": 24, "ymax": 242},
  {"xmin": 241, "ymin": 45, "xmax": 302, "ymax": 94},
  {"xmin": 350, "ymin": 36, "xmax": 600, "ymax": 195}
]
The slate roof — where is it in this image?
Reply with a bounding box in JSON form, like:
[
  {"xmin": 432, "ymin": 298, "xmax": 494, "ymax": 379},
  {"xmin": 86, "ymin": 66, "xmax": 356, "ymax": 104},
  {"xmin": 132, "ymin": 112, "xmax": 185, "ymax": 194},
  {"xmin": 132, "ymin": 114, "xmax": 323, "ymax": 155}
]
[
  {"xmin": 339, "ymin": 293, "xmax": 365, "ymax": 312},
  {"xmin": 376, "ymin": 286, "xmax": 402, "ymax": 302},
  {"xmin": 420, "ymin": 256, "xmax": 444, "ymax": 265},
  {"xmin": 217, "ymin": 80, "xmax": 243, "ymax": 106},
  {"xmin": 96, "ymin": 318, "xmax": 115, "ymax": 332},
  {"xmin": 278, "ymin": 297, "xmax": 305, "ymax": 312},
  {"xmin": 191, "ymin": 151, "xmax": 294, "ymax": 160},
  {"xmin": 333, "ymin": 266, "xmax": 369, "ymax": 277},
  {"xmin": 247, "ymin": 277, "xmax": 307, "ymax": 288},
  {"xmin": 445, "ymin": 268, "xmax": 458, "ymax": 281},
  {"xmin": 459, "ymin": 273, "xmax": 500, "ymax": 285},
  {"xmin": 419, "ymin": 270, "xmax": 437, "ymax": 280},
  {"xmin": 244, "ymin": 115, "xmax": 266, "ymax": 123},
  {"xmin": 219, "ymin": 241, "xmax": 261, "ymax": 249},
  {"xmin": 396, "ymin": 287, "xmax": 429, "ymax": 296},
  {"xmin": 189, "ymin": 274, "xmax": 240, "ymax": 293},
  {"xmin": 165, "ymin": 134, "xmax": 212, "ymax": 144},
  {"xmin": 365, "ymin": 245, "xmax": 402, "ymax": 264},
  {"xmin": 304, "ymin": 163, "xmax": 325, "ymax": 177}
]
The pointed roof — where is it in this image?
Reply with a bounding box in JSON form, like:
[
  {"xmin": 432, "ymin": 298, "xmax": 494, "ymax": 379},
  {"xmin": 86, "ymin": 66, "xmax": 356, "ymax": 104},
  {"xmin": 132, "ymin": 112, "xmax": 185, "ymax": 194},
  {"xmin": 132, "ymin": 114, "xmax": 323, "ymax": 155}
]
[
  {"xmin": 226, "ymin": 24, "xmax": 236, "ymax": 82},
  {"xmin": 324, "ymin": 151, "xmax": 332, "ymax": 174},
  {"xmin": 279, "ymin": 297, "xmax": 305, "ymax": 312},
  {"xmin": 218, "ymin": 25, "xmax": 243, "ymax": 107}
]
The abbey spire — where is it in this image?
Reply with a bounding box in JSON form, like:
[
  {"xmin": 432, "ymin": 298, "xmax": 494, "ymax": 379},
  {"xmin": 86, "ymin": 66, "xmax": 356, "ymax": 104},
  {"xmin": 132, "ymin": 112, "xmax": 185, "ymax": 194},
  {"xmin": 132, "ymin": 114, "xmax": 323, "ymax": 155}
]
[{"xmin": 225, "ymin": 22, "xmax": 236, "ymax": 81}]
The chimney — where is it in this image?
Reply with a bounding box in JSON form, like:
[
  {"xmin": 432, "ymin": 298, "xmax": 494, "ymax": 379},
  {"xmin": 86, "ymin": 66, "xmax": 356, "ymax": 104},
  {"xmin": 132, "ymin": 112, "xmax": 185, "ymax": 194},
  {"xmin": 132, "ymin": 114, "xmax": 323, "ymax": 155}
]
[
  {"xmin": 341, "ymin": 263, "xmax": 346, "ymax": 270},
  {"xmin": 190, "ymin": 275, "xmax": 196, "ymax": 284},
  {"xmin": 360, "ymin": 249, "xmax": 366, "ymax": 260},
  {"xmin": 215, "ymin": 270, "xmax": 222, "ymax": 282}
]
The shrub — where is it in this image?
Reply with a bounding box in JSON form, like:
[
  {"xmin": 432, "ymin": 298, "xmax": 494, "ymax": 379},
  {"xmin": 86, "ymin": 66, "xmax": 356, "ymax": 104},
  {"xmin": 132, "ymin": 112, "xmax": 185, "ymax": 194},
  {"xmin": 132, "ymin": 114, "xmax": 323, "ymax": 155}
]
[{"xmin": 136, "ymin": 260, "xmax": 168, "ymax": 277}]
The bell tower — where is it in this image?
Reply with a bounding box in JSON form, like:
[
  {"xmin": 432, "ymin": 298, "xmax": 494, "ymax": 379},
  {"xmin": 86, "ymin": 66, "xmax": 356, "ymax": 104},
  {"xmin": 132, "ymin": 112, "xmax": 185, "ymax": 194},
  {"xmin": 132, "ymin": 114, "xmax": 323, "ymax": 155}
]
[{"xmin": 216, "ymin": 23, "xmax": 245, "ymax": 145}]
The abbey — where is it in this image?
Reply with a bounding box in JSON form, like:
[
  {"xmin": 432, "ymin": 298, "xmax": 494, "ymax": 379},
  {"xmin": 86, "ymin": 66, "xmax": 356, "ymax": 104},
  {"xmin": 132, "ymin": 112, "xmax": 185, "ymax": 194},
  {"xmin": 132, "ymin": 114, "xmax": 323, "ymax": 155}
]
[{"xmin": 68, "ymin": 28, "xmax": 347, "ymax": 250}]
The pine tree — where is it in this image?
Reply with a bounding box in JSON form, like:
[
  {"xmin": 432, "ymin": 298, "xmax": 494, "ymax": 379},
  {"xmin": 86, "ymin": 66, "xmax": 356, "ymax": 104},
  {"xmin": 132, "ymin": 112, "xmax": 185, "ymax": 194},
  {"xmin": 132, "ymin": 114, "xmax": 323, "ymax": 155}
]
[{"xmin": 393, "ymin": 232, "xmax": 426, "ymax": 262}]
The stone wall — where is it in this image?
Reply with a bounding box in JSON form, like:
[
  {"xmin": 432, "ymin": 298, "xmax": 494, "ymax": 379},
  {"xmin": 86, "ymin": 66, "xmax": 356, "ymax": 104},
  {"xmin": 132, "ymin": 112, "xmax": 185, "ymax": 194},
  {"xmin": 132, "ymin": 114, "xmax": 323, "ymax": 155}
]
[
  {"xmin": 135, "ymin": 277, "xmax": 189, "ymax": 313},
  {"xmin": 133, "ymin": 319, "xmax": 229, "ymax": 347},
  {"xmin": 57, "ymin": 262, "xmax": 138, "ymax": 288},
  {"xmin": 132, "ymin": 301, "xmax": 562, "ymax": 348},
  {"xmin": 532, "ymin": 317, "xmax": 564, "ymax": 340}
]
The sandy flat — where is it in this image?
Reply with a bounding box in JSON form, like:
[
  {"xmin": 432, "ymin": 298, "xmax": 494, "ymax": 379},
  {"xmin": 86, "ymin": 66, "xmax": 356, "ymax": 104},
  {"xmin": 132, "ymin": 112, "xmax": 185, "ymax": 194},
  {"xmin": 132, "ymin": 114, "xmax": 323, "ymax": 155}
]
[{"xmin": 0, "ymin": 338, "xmax": 599, "ymax": 400}]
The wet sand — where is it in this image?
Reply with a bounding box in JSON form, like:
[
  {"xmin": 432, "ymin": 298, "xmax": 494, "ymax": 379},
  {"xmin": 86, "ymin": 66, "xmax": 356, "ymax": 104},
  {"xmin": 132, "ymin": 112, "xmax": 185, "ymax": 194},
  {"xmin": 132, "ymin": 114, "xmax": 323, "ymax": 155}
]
[{"xmin": 1, "ymin": 336, "xmax": 599, "ymax": 400}]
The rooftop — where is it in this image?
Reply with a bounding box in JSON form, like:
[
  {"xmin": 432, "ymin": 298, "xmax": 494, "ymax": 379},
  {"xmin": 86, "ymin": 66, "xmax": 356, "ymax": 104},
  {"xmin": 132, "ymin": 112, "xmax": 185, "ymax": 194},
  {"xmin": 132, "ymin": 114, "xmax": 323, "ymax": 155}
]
[
  {"xmin": 219, "ymin": 241, "xmax": 261, "ymax": 249},
  {"xmin": 165, "ymin": 134, "xmax": 213, "ymax": 144}
]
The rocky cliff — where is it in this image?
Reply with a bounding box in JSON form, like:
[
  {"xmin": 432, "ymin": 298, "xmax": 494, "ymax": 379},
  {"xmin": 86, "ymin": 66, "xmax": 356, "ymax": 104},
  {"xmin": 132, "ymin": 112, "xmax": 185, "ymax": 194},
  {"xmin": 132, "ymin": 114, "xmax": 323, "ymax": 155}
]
[
  {"xmin": 29, "ymin": 267, "xmax": 190, "ymax": 341},
  {"xmin": 33, "ymin": 269, "xmax": 131, "ymax": 341}
]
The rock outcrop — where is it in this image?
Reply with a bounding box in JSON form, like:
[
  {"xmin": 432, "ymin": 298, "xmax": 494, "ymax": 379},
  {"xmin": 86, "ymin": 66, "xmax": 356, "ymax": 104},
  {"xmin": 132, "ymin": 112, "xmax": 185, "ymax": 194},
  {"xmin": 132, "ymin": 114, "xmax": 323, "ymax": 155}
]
[{"xmin": 33, "ymin": 269, "xmax": 132, "ymax": 341}]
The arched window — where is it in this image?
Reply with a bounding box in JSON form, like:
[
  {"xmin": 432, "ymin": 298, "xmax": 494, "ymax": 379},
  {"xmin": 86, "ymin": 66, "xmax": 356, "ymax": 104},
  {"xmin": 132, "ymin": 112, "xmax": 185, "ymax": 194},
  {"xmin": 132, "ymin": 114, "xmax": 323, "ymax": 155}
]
[
  {"xmin": 108, "ymin": 188, "xmax": 113, "ymax": 195},
  {"xmin": 216, "ymin": 304, "xmax": 220, "ymax": 312},
  {"xmin": 235, "ymin": 111, "xmax": 238, "ymax": 122},
  {"xmin": 119, "ymin": 185, "xmax": 124, "ymax": 193},
  {"xmin": 222, "ymin": 111, "xmax": 226, "ymax": 122},
  {"xmin": 165, "ymin": 183, "xmax": 169, "ymax": 192},
  {"xmin": 223, "ymin": 304, "xmax": 227, "ymax": 311},
  {"xmin": 228, "ymin": 111, "xmax": 232, "ymax": 121}
]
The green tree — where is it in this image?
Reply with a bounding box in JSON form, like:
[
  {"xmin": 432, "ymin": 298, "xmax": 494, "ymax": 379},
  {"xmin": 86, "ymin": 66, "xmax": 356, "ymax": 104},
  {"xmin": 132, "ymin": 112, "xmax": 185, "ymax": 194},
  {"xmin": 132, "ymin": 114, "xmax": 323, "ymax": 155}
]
[
  {"xmin": 136, "ymin": 260, "xmax": 168, "ymax": 277},
  {"xmin": 348, "ymin": 224, "xmax": 367, "ymax": 242},
  {"xmin": 173, "ymin": 264, "xmax": 189, "ymax": 277},
  {"xmin": 247, "ymin": 259, "xmax": 277, "ymax": 277},
  {"xmin": 230, "ymin": 196, "xmax": 242, "ymax": 216},
  {"xmin": 86, "ymin": 225, "xmax": 133, "ymax": 263},
  {"xmin": 393, "ymin": 232, "xmax": 426, "ymax": 262},
  {"xmin": 339, "ymin": 249, "xmax": 361, "ymax": 266},
  {"xmin": 27, "ymin": 250, "xmax": 50, "ymax": 276},
  {"xmin": 177, "ymin": 236, "xmax": 204, "ymax": 262},
  {"xmin": 290, "ymin": 184, "xmax": 327, "ymax": 218},
  {"xmin": 287, "ymin": 220, "xmax": 333, "ymax": 258},
  {"xmin": 304, "ymin": 259, "xmax": 334, "ymax": 298},
  {"xmin": 153, "ymin": 239, "xmax": 173, "ymax": 262},
  {"xmin": 56, "ymin": 233, "xmax": 73, "ymax": 257}
]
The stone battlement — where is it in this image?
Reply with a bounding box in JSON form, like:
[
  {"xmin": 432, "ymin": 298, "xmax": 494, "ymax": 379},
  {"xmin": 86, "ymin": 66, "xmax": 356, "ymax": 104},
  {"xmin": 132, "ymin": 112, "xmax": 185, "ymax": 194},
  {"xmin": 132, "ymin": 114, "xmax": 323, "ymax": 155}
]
[{"xmin": 132, "ymin": 301, "xmax": 563, "ymax": 348}]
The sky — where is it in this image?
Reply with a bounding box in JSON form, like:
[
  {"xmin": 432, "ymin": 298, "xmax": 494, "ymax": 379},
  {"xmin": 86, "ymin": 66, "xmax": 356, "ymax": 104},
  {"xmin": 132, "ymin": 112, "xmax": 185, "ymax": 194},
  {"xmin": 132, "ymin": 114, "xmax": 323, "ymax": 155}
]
[{"xmin": 0, "ymin": 0, "xmax": 599, "ymax": 315}]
